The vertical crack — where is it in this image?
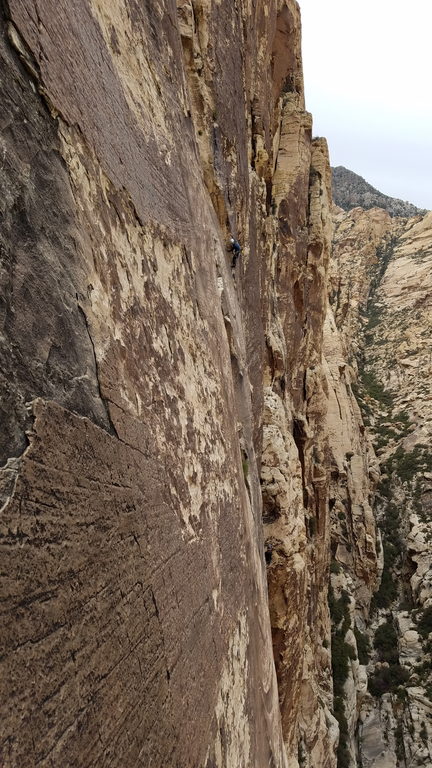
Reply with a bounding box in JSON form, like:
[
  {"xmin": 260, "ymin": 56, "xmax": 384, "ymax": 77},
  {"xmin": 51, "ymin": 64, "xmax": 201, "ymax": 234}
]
[{"xmin": 76, "ymin": 302, "xmax": 119, "ymax": 439}]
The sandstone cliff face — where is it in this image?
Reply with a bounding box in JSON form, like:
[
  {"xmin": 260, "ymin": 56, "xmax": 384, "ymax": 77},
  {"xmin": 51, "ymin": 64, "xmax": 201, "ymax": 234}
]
[
  {"xmin": 0, "ymin": 3, "xmax": 289, "ymax": 765},
  {"xmin": 332, "ymin": 204, "xmax": 432, "ymax": 767},
  {"xmin": 0, "ymin": 3, "xmax": 380, "ymax": 768}
]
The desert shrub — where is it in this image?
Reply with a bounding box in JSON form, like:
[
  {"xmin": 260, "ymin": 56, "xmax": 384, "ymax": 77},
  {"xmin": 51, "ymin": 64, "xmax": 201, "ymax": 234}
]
[
  {"xmin": 374, "ymin": 495, "xmax": 404, "ymax": 609},
  {"xmin": 333, "ymin": 696, "xmax": 350, "ymax": 768},
  {"xmin": 329, "ymin": 588, "xmax": 356, "ymax": 766},
  {"xmin": 387, "ymin": 444, "xmax": 432, "ymax": 484},
  {"xmin": 369, "ymin": 619, "xmax": 410, "ymax": 698},
  {"xmin": 418, "ymin": 606, "xmax": 432, "ymax": 639},
  {"xmin": 354, "ymin": 626, "xmax": 370, "ymax": 665},
  {"xmin": 377, "ymin": 475, "xmax": 391, "ymax": 499},
  {"xmin": 360, "ymin": 370, "xmax": 393, "ymax": 408},
  {"xmin": 332, "ymin": 634, "xmax": 356, "ymax": 697},
  {"xmin": 393, "ymin": 410, "xmax": 411, "ymax": 430},
  {"xmin": 368, "ymin": 664, "xmax": 410, "ymax": 697},
  {"xmin": 374, "ymin": 621, "xmax": 399, "ymax": 663},
  {"xmin": 373, "ymin": 548, "xmax": 398, "ymax": 609}
]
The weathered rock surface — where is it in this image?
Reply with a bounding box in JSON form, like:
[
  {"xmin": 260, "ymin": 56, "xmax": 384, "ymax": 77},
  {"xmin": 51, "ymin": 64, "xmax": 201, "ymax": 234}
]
[
  {"xmin": 0, "ymin": 2, "xmax": 293, "ymax": 765},
  {"xmin": 332, "ymin": 199, "xmax": 432, "ymax": 767},
  {"xmin": 0, "ymin": 3, "xmax": 384, "ymax": 768}
]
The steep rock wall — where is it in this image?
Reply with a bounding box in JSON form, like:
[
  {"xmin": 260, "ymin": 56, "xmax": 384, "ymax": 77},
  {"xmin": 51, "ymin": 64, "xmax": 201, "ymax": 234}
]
[
  {"xmin": 0, "ymin": 3, "xmax": 379, "ymax": 768},
  {"xmin": 332, "ymin": 206, "xmax": 432, "ymax": 767},
  {"xmin": 0, "ymin": 3, "xmax": 287, "ymax": 765}
]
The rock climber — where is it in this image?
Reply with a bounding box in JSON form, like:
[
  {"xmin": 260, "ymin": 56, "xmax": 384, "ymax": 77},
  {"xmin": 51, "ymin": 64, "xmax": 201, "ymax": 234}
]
[{"xmin": 229, "ymin": 236, "xmax": 241, "ymax": 268}]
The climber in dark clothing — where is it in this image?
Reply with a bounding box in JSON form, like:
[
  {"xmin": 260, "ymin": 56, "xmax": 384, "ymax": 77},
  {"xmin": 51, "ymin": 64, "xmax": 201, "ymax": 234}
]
[{"xmin": 229, "ymin": 236, "xmax": 241, "ymax": 268}]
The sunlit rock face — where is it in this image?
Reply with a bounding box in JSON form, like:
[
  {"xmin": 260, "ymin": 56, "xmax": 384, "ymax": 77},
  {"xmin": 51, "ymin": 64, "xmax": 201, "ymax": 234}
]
[{"xmin": 0, "ymin": 2, "xmax": 383, "ymax": 768}]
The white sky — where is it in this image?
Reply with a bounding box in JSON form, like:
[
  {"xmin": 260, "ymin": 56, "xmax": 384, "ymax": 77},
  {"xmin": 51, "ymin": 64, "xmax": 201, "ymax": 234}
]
[{"xmin": 298, "ymin": 0, "xmax": 432, "ymax": 209}]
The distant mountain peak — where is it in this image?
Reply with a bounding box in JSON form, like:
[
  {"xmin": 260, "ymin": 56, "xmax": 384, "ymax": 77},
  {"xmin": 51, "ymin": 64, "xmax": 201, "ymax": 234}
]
[{"xmin": 332, "ymin": 166, "xmax": 427, "ymax": 218}]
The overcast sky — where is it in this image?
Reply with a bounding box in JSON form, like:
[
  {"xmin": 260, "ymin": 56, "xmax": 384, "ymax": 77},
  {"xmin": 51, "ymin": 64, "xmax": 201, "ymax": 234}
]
[{"xmin": 298, "ymin": 0, "xmax": 432, "ymax": 209}]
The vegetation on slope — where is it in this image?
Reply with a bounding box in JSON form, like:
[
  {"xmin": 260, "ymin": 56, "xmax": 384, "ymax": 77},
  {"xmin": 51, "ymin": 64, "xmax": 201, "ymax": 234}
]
[
  {"xmin": 332, "ymin": 166, "xmax": 426, "ymax": 218},
  {"xmin": 329, "ymin": 584, "xmax": 356, "ymax": 768}
]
